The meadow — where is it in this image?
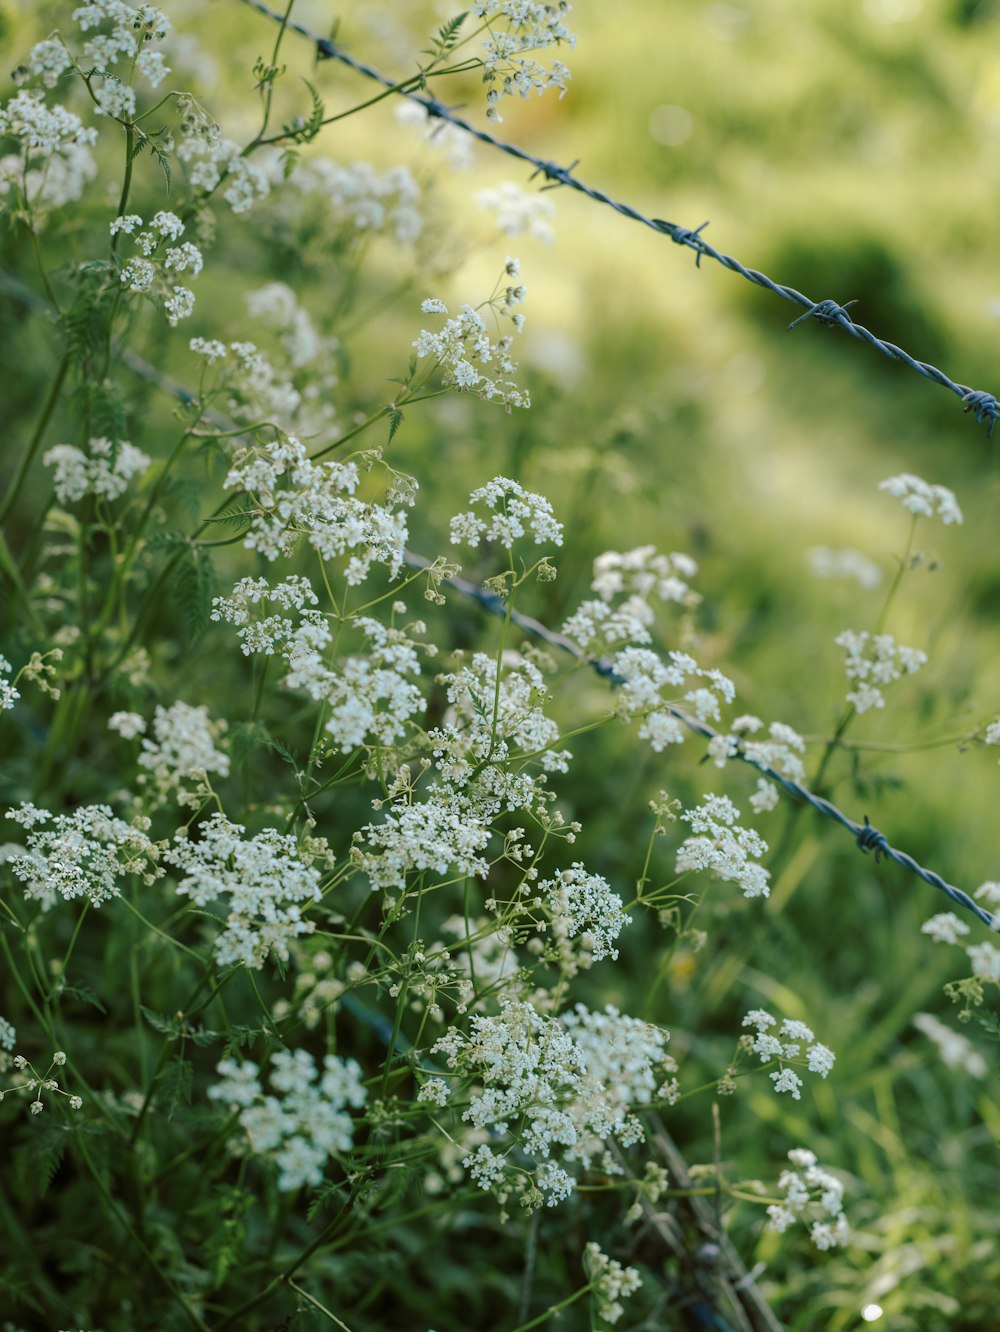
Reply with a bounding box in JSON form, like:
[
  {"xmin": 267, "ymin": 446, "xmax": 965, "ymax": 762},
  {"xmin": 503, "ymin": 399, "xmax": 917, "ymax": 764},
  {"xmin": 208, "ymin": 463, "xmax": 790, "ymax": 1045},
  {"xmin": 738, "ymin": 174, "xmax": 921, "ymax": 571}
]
[{"xmin": 1, "ymin": 2, "xmax": 1000, "ymax": 1328}]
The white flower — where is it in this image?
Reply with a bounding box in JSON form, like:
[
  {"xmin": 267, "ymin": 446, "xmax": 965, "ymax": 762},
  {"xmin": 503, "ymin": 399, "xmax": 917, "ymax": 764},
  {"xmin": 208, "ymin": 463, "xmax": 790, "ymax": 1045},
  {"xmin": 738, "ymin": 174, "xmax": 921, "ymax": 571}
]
[
  {"xmin": 836, "ymin": 629, "xmax": 927, "ymax": 713},
  {"xmin": 209, "ymin": 1049, "xmax": 365, "ymax": 1191},
  {"xmin": 878, "ymin": 473, "xmax": 962, "ymax": 524},
  {"xmin": 921, "ymin": 912, "xmax": 970, "ymax": 945},
  {"xmin": 225, "ymin": 437, "xmax": 411, "ymax": 582},
  {"xmin": 416, "ymin": 299, "xmax": 529, "ymax": 409},
  {"xmin": 108, "ymin": 710, "xmax": 147, "ymax": 739},
  {"xmin": 808, "ymin": 546, "xmax": 883, "ymax": 589},
  {"xmin": 450, "ymin": 476, "xmax": 562, "ymax": 549},
  {"xmin": 166, "ymin": 814, "xmax": 326, "ymax": 969},
  {"xmin": 5, "ymin": 802, "xmax": 159, "ymax": 909},
  {"xmin": 0, "ymin": 654, "xmax": 19, "ymax": 711},
  {"xmin": 44, "ymin": 438, "xmax": 150, "ymax": 504},
  {"xmin": 913, "ymin": 1012, "xmax": 987, "ymax": 1078},
  {"xmin": 137, "ymin": 700, "xmax": 229, "ymax": 805},
  {"xmin": 677, "ymin": 794, "xmax": 769, "ymax": 898},
  {"xmin": 966, "ymin": 940, "xmax": 1000, "ymax": 981},
  {"xmin": 477, "ymin": 180, "xmax": 556, "ymax": 241}
]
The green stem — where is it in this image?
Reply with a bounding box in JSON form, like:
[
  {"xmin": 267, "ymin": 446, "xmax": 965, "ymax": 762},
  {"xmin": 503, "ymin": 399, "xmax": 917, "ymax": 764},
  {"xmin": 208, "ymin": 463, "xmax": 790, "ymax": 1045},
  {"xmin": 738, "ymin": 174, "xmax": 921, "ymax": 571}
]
[{"xmin": 0, "ymin": 354, "xmax": 70, "ymax": 524}]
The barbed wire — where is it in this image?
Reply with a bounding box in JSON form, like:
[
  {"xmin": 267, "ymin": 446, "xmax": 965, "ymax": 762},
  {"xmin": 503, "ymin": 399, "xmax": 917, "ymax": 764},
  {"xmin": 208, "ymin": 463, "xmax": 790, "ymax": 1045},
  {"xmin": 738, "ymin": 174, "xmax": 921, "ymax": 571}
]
[{"xmin": 238, "ymin": 0, "xmax": 1000, "ymax": 438}]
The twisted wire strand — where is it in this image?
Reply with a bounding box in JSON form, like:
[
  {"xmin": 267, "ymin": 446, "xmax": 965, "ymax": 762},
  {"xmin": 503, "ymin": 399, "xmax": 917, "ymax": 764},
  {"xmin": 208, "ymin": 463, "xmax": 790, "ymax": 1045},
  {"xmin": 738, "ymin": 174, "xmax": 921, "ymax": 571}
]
[
  {"xmin": 239, "ymin": 0, "xmax": 1000, "ymax": 436},
  {"xmin": 403, "ymin": 552, "xmax": 997, "ymax": 932}
]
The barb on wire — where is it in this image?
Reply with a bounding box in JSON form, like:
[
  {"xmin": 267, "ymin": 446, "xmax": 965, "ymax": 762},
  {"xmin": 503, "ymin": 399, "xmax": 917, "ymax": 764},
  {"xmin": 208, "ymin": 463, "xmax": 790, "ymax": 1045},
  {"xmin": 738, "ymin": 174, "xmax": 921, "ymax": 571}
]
[
  {"xmin": 239, "ymin": 0, "xmax": 1000, "ymax": 438},
  {"xmin": 3, "ymin": 264, "xmax": 994, "ymax": 932},
  {"xmin": 403, "ymin": 552, "xmax": 998, "ymax": 933}
]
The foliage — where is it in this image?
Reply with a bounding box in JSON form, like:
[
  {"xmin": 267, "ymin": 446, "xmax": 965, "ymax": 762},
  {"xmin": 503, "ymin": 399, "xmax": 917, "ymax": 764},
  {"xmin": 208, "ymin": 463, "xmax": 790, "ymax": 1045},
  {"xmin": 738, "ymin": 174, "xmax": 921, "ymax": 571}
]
[{"xmin": 2, "ymin": 2, "xmax": 1000, "ymax": 1331}]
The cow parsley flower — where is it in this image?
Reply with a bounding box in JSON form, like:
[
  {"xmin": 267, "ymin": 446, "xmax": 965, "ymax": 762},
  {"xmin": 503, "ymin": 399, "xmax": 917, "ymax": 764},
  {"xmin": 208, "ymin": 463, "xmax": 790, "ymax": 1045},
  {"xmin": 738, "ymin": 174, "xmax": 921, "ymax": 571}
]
[
  {"xmin": 921, "ymin": 912, "xmax": 971, "ymax": 945},
  {"xmin": 966, "ymin": 940, "xmax": 1000, "ymax": 981},
  {"xmin": 808, "ymin": 545, "xmax": 883, "ymax": 589},
  {"xmin": 208, "ymin": 1049, "xmax": 366, "ymax": 1191},
  {"xmin": 175, "ymin": 97, "xmax": 270, "ymax": 213},
  {"xmin": 290, "ymin": 156, "xmax": 422, "ymax": 243},
  {"xmin": 43, "ymin": 438, "xmax": 150, "ymax": 505},
  {"xmin": 166, "ymin": 814, "xmax": 326, "ymax": 968},
  {"xmin": 913, "ymin": 1012, "xmax": 987, "ymax": 1078},
  {"xmin": 5, "ymin": 803, "xmax": 159, "ymax": 910},
  {"xmin": 435, "ymin": 999, "xmax": 674, "ymax": 1208},
  {"xmin": 766, "ymin": 1148, "xmax": 849, "ymax": 1250},
  {"xmin": 477, "ymin": 180, "xmax": 556, "ymax": 242},
  {"xmin": 878, "ymin": 473, "xmax": 962, "ymax": 525},
  {"xmin": 0, "ymin": 655, "xmax": 19, "ymax": 711},
  {"xmin": 450, "ymin": 476, "xmax": 562, "ymax": 550},
  {"xmin": 582, "ymin": 1242, "xmax": 643, "ymax": 1326},
  {"xmin": 835, "ymin": 629, "xmax": 927, "ymax": 713},
  {"xmin": 543, "ymin": 864, "xmax": 629, "ymax": 962},
  {"xmin": 225, "ymin": 436, "xmax": 411, "ymax": 582},
  {"xmin": 676, "ymin": 794, "xmax": 769, "ymax": 898},
  {"xmin": 612, "ymin": 648, "xmax": 734, "ymax": 751},
  {"xmin": 137, "ymin": 700, "xmax": 229, "ymax": 805},
  {"xmin": 740, "ymin": 1009, "xmax": 835, "ymax": 1096},
  {"xmin": 415, "ymin": 299, "xmax": 530, "ymax": 410},
  {"xmin": 471, "ymin": 1, "xmax": 576, "ymax": 122}
]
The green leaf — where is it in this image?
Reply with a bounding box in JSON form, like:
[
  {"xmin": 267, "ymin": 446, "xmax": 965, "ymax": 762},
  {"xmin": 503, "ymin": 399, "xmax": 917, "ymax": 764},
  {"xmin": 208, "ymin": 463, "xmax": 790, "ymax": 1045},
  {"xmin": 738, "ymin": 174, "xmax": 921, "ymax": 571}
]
[
  {"xmin": 141, "ymin": 1004, "xmax": 182, "ymax": 1038},
  {"xmin": 169, "ymin": 540, "xmax": 217, "ymax": 645},
  {"xmin": 156, "ymin": 1057, "xmax": 194, "ymax": 1120}
]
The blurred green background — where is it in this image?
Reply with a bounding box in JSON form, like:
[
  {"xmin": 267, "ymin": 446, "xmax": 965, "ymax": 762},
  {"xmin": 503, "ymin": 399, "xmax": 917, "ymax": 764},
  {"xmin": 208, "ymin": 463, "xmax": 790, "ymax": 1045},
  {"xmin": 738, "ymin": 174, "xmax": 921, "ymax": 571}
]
[{"xmin": 3, "ymin": 0, "xmax": 1000, "ymax": 1328}]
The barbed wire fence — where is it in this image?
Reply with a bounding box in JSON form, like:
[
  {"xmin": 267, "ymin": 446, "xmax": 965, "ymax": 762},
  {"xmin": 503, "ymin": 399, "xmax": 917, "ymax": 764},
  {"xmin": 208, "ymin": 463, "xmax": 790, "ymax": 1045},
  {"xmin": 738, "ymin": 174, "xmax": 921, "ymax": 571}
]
[{"xmin": 240, "ymin": 0, "xmax": 1000, "ymax": 437}]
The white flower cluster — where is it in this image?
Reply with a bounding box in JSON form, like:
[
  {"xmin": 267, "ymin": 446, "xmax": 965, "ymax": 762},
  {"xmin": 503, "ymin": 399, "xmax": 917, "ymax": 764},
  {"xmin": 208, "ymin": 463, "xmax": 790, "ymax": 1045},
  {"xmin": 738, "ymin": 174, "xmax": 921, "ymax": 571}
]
[
  {"xmin": 211, "ymin": 575, "xmax": 319, "ymax": 655},
  {"xmin": 208, "ymin": 1048, "xmax": 366, "ymax": 1191},
  {"xmin": 0, "ymin": 90, "xmax": 98, "ymax": 213},
  {"xmin": 290, "ymin": 157, "xmax": 422, "ymax": 245},
  {"xmin": 73, "ymin": 0, "xmax": 172, "ymax": 93},
  {"xmin": 5, "ymin": 802, "xmax": 159, "ymax": 910},
  {"xmin": 676, "ymin": 794, "xmax": 769, "ymax": 898},
  {"xmin": 542, "ymin": 864, "xmax": 630, "ymax": 962},
  {"xmin": 110, "ymin": 210, "xmax": 202, "ymax": 325},
  {"xmin": 224, "ymin": 436, "xmax": 412, "ymax": 581},
  {"xmin": 166, "ymin": 814, "xmax": 325, "ymax": 968},
  {"xmin": 450, "ymin": 476, "xmax": 562, "ymax": 549},
  {"xmin": 741, "ymin": 1010, "xmax": 835, "ymax": 1100},
  {"xmin": 766, "ymin": 1148, "xmax": 848, "ymax": 1250},
  {"xmin": 878, "ymin": 472, "xmax": 963, "ymax": 525},
  {"xmin": 477, "ymin": 181, "xmax": 556, "ymax": 243},
  {"xmin": 415, "ymin": 300, "xmax": 530, "ymax": 410},
  {"xmin": 355, "ymin": 651, "xmax": 566, "ymax": 893},
  {"xmin": 0, "ymin": 654, "xmax": 19, "ymax": 711},
  {"xmin": 0, "ymin": 1017, "xmax": 16, "ymax": 1052},
  {"xmin": 808, "ymin": 545, "xmax": 883, "ymax": 589},
  {"xmin": 43, "ymin": 436, "xmax": 150, "ymax": 504},
  {"xmin": 920, "ymin": 906, "xmax": 1000, "ymax": 980},
  {"xmin": 471, "ymin": 1, "xmax": 576, "ymax": 122},
  {"xmin": 107, "ymin": 709, "xmax": 147, "ymax": 739},
  {"xmin": 283, "ymin": 613, "xmax": 426, "ymax": 754},
  {"xmin": 921, "ymin": 911, "xmax": 969, "ymax": 945},
  {"xmin": 913, "ymin": 1012, "xmax": 987, "ymax": 1079},
  {"xmin": 244, "ymin": 283, "xmax": 327, "ymax": 369},
  {"xmin": 582, "ymin": 1242, "xmax": 643, "ymax": 1327},
  {"xmin": 176, "ymin": 96, "xmax": 270, "ymax": 213},
  {"xmin": 612, "ymin": 648, "xmax": 735, "ymax": 751},
  {"xmin": 982, "ymin": 720, "xmax": 1000, "ymax": 762},
  {"xmin": 563, "ymin": 545, "xmax": 698, "ymax": 654},
  {"xmin": 2, "ymin": 1049, "xmax": 83, "ymax": 1116},
  {"xmin": 835, "ymin": 629, "xmax": 927, "ymax": 714},
  {"xmin": 397, "ymin": 101, "xmax": 474, "ymax": 171},
  {"xmin": 706, "ymin": 716, "xmax": 806, "ymax": 813},
  {"xmin": 137, "ymin": 699, "xmax": 230, "ymax": 805},
  {"xmin": 433, "ymin": 998, "xmax": 674, "ymax": 1206}
]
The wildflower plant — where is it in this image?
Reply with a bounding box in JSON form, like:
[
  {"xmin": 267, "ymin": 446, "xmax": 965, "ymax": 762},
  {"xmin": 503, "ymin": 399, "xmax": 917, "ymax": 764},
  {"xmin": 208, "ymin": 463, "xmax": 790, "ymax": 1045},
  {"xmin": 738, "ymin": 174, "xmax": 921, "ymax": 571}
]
[{"xmin": 1, "ymin": 2, "xmax": 998, "ymax": 1330}]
